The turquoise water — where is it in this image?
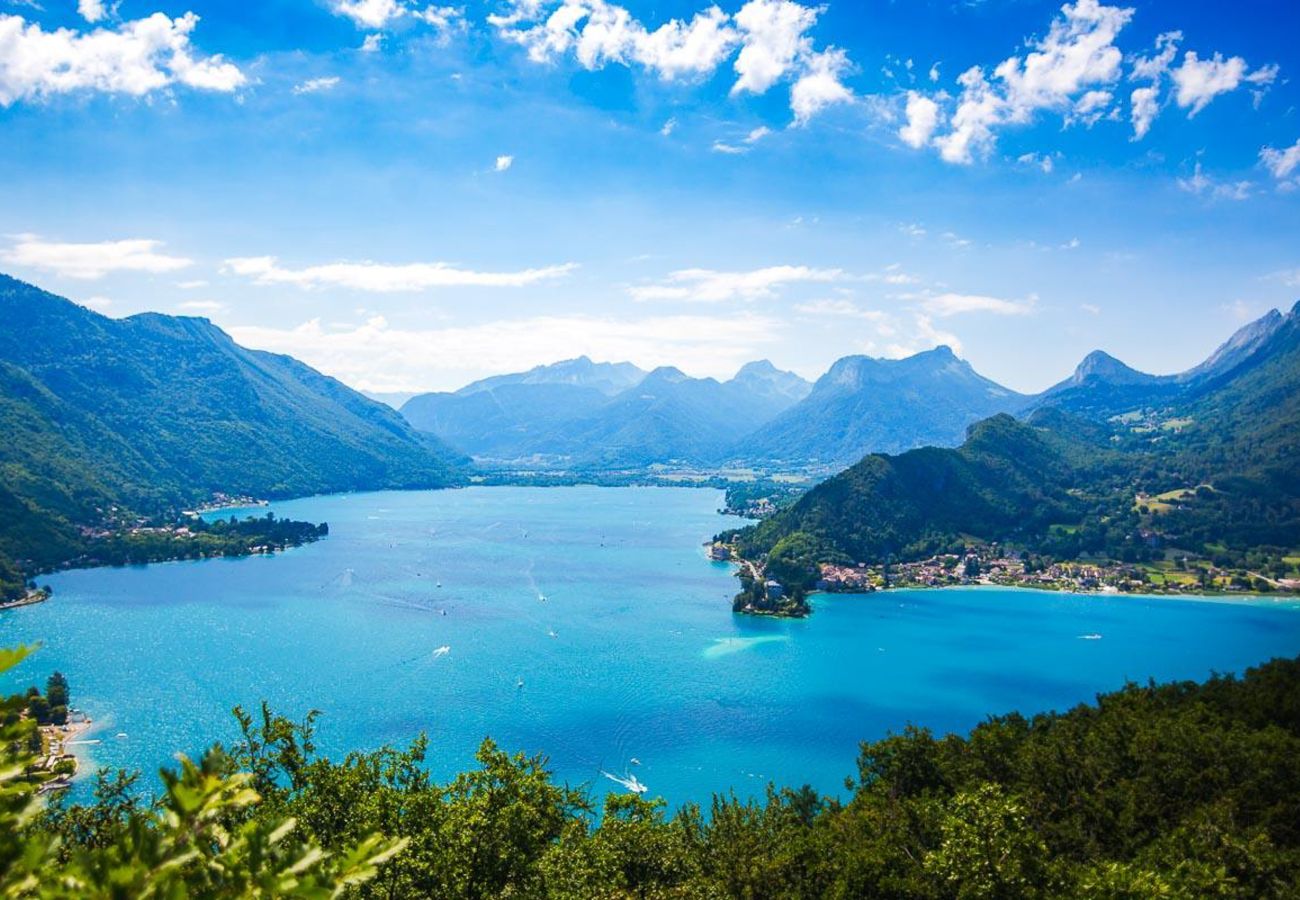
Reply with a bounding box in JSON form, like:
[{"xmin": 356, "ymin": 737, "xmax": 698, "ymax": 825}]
[{"xmin": 3, "ymin": 486, "xmax": 1299, "ymax": 807}]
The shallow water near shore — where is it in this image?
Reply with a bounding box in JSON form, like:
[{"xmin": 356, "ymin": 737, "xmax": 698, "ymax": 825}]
[{"xmin": 3, "ymin": 486, "xmax": 1299, "ymax": 807}]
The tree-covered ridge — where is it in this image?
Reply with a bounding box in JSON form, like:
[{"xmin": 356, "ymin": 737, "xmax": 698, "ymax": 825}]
[
  {"xmin": 11, "ymin": 652, "xmax": 1300, "ymax": 897},
  {"xmin": 726, "ymin": 303, "xmax": 1300, "ymax": 598},
  {"xmin": 0, "ymin": 274, "xmax": 468, "ymax": 597}
]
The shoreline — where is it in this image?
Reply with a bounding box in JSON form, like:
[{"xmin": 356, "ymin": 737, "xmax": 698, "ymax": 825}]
[
  {"xmin": 0, "ymin": 588, "xmax": 51, "ymax": 612},
  {"xmin": 809, "ymin": 581, "xmax": 1300, "ymax": 607}
]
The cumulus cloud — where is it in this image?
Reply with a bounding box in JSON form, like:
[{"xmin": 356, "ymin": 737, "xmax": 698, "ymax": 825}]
[
  {"xmin": 333, "ymin": 0, "xmax": 406, "ymax": 29},
  {"xmin": 1129, "ymin": 85, "xmax": 1159, "ymax": 139},
  {"xmin": 629, "ymin": 264, "xmax": 845, "ymax": 302},
  {"xmin": 730, "ymin": 0, "xmax": 817, "ymax": 94},
  {"xmin": 228, "ymin": 312, "xmax": 783, "ymax": 392},
  {"xmin": 0, "ymin": 10, "xmax": 245, "ymax": 105},
  {"xmin": 332, "ymin": 0, "xmax": 466, "ymax": 37},
  {"xmin": 489, "ymin": 0, "xmax": 850, "ymax": 123},
  {"xmin": 898, "ymin": 91, "xmax": 939, "ymax": 149},
  {"xmin": 1172, "ymin": 51, "xmax": 1276, "ymax": 116},
  {"xmin": 901, "ymin": 1, "xmax": 1279, "ymax": 160},
  {"xmin": 2, "ymin": 235, "xmax": 192, "ymax": 279},
  {"xmin": 223, "ymin": 255, "xmax": 577, "ymax": 292},
  {"xmin": 293, "ymin": 76, "xmax": 340, "ymax": 95},
  {"xmin": 77, "ymin": 0, "xmax": 107, "ymax": 24},
  {"xmin": 789, "ymin": 46, "xmax": 853, "ymax": 124},
  {"xmin": 494, "ymin": 154, "xmax": 514, "ymax": 171}
]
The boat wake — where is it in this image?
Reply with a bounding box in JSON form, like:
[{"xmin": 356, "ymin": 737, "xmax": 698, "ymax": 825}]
[{"xmin": 601, "ymin": 770, "xmax": 648, "ymax": 794}]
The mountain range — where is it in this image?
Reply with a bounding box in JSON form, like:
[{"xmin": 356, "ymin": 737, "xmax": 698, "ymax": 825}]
[
  {"xmin": 400, "ymin": 307, "xmax": 1298, "ymax": 475},
  {"xmin": 0, "ymin": 274, "xmax": 464, "ymax": 590},
  {"xmin": 400, "ymin": 347, "xmax": 1032, "ymax": 470},
  {"xmin": 401, "ymin": 357, "xmax": 818, "ymax": 467}
]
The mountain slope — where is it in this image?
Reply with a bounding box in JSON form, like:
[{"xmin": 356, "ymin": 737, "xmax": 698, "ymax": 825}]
[
  {"xmin": 400, "ymin": 382, "xmax": 612, "ymax": 460},
  {"xmin": 730, "ymin": 346, "xmax": 1027, "ymax": 469},
  {"xmin": 0, "ymin": 274, "xmax": 465, "ymax": 578}
]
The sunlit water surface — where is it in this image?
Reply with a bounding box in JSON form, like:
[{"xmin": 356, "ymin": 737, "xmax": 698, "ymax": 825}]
[{"xmin": 3, "ymin": 486, "xmax": 1298, "ymax": 806}]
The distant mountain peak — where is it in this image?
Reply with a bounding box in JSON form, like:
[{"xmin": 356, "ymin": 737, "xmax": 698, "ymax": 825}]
[
  {"xmin": 736, "ymin": 359, "xmax": 778, "ymax": 375},
  {"xmin": 455, "ymin": 356, "xmax": 646, "ymax": 397},
  {"xmin": 1067, "ymin": 350, "xmax": 1154, "ymax": 386}
]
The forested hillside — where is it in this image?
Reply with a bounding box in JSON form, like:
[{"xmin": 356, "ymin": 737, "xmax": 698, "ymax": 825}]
[
  {"xmin": 0, "ymin": 275, "xmax": 465, "ymax": 595},
  {"xmin": 14, "ymin": 652, "xmax": 1300, "ymax": 897},
  {"xmin": 728, "ymin": 304, "xmax": 1300, "ymax": 594}
]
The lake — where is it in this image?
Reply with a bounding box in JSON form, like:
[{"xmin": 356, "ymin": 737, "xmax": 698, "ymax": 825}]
[{"xmin": 3, "ymin": 486, "xmax": 1298, "ymax": 807}]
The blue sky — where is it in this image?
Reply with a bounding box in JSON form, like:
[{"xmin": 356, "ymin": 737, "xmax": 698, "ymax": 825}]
[{"xmin": 1, "ymin": 0, "xmax": 1298, "ymax": 394}]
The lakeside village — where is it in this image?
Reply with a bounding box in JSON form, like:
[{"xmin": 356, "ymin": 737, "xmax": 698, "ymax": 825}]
[
  {"xmin": 709, "ymin": 542, "xmax": 1300, "ymax": 618},
  {"xmin": 8, "ymin": 671, "xmax": 91, "ymax": 795},
  {"xmin": 0, "ymin": 495, "xmax": 321, "ymax": 612}
]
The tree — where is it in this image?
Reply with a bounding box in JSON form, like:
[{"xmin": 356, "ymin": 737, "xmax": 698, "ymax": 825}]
[
  {"xmin": 26, "ymin": 694, "xmax": 51, "ymax": 726},
  {"xmin": 924, "ymin": 784, "xmax": 1050, "ymax": 899},
  {"xmin": 45, "ymin": 672, "xmax": 68, "ymax": 710}
]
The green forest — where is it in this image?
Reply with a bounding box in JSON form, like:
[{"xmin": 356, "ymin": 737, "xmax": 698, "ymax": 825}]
[{"xmin": 5, "ymin": 646, "xmax": 1299, "ymax": 897}]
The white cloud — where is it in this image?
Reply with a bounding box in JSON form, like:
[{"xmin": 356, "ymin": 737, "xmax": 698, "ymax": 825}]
[
  {"xmin": 921, "ymin": 292, "xmax": 1035, "ymax": 317},
  {"xmin": 2, "ymin": 235, "xmax": 192, "ymax": 279},
  {"xmin": 1172, "ymin": 51, "xmax": 1275, "ymax": 116},
  {"xmin": 630, "ymin": 264, "xmax": 844, "ymax": 302},
  {"xmin": 1130, "ymin": 30, "xmax": 1181, "ymax": 82},
  {"xmin": 928, "ymin": 62, "xmax": 940, "ymax": 82},
  {"xmin": 176, "ymin": 279, "xmax": 209, "ymax": 289},
  {"xmin": 660, "ymin": 116, "xmax": 677, "ymax": 136},
  {"xmin": 745, "ymin": 125, "xmax": 771, "ymax": 143},
  {"xmin": 1260, "ymin": 138, "xmax": 1300, "ymax": 181},
  {"xmin": 793, "ymin": 298, "xmax": 887, "ymax": 321},
  {"xmin": 927, "ymin": 0, "xmax": 1132, "ymax": 164},
  {"xmin": 223, "ymin": 255, "xmax": 577, "ymax": 292},
  {"xmin": 0, "ymin": 10, "xmax": 245, "ymax": 105},
  {"xmin": 360, "ymin": 33, "xmax": 384, "ymax": 52},
  {"xmin": 491, "ymin": 1, "xmax": 738, "ymax": 80},
  {"xmin": 1080, "ymin": 302, "xmax": 1100, "ymax": 315},
  {"xmin": 293, "ymin": 76, "xmax": 340, "ymax": 95},
  {"xmin": 414, "ymin": 5, "xmax": 466, "ymax": 31},
  {"xmin": 77, "ymin": 0, "xmax": 107, "ymax": 24},
  {"xmin": 334, "ymin": 0, "xmax": 406, "ymax": 29},
  {"xmin": 228, "ymin": 312, "xmax": 783, "ymax": 392},
  {"xmin": 490, "ymin": 0, "xmax": 850, "ymax": 123},
  {"xmin": 1176, "ymin": 162, "xmax": 1252, "ymax": 201},
  {"xmin": 177, "ymin": 299, "xmax": 226, "ymax": 313},
  {"xmin": 82, "ymin": 295, "xmax": 113, "ymax": 311},
  {"xmin": 711, "ymin": 140, "xmax": 747, "ymax": 154},
  {"xmin": 331, "ymin": 0, "xmax": 465, "ymax": 36},
  {"xmin": 1129, "ymin": 84, "xmax": 1159, "ymax": 139},
  {"xmin": 1017, "ymin": 151, "xmax": 1054, "ymax": 173},
  {"xmin": 790, "ymin": 46, "xmax": 852, "ymax": 124},
  {"xmin": 898, "ymin": 90, "xmax": 939, "ymax": 149},
  {"xmin": 494, "ymin": 154, "xmax": 514, "ymax": 171},
  {"xmin": 905, "ymin": 1, "xmax": 1279, "ymax": 162},
  {"xmin": 730, "ymin": 0, "xmax": 816, "ymax": 94}
]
